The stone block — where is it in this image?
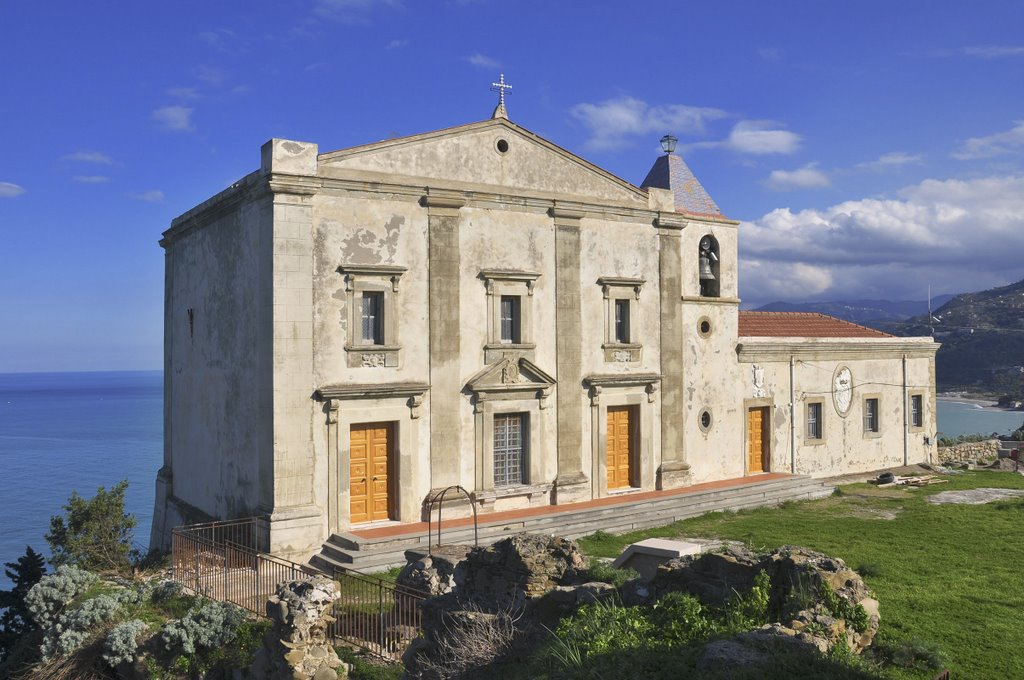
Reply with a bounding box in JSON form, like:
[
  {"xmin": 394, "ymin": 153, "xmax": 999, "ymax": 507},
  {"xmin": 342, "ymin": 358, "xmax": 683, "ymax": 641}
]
[{"xmin": 261, "ymin": 139, "xmax": 318, "ymax": 176}]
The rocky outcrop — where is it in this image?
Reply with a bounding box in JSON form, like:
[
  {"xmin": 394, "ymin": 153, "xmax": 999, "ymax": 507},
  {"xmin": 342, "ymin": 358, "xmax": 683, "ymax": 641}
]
[
  {"xmin": 630, "ymin": 545, "xmax": 879, "ymax": 659},
  {"xmin": 403, "ymin": 534, "xmax": 589, "ymax": 678},
  {"xmin": 250, "ymin": 576, "xmax": 347, "ymax": 680},
  {"xmin": 396, "ymin": 545, "xmax": 472, "ymax": 597}
]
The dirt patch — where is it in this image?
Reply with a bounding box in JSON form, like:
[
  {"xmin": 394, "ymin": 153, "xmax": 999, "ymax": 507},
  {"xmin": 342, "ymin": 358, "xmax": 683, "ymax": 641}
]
[
  {"xmin": 927, "ymin": 488, "xmax": 1024, "ymax": 505},
  {"xmin": 814, "ymin": 494, "xmax": 904, "ymax": 520}
]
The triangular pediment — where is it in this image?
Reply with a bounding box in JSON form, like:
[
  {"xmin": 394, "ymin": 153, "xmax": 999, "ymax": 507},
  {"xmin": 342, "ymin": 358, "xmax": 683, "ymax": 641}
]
[
  {"xmin": 466, "ymin": 356, "xmax": 555, "ymax": 394},
  {"xmin": 318, "ymin": 119, "xmax": 649, "ymax": 206}
]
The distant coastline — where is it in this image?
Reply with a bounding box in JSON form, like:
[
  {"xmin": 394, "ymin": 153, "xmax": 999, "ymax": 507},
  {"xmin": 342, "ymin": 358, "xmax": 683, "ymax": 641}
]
[{"xmin": 937, "ymin": 393, "xmax": 1024, "ymax": 412}]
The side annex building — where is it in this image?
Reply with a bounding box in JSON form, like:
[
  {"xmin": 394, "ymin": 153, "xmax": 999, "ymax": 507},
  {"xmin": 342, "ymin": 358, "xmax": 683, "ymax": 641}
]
[{"xmin": 150, "ymin": 108, "xmax": 938, "ymax": 560}]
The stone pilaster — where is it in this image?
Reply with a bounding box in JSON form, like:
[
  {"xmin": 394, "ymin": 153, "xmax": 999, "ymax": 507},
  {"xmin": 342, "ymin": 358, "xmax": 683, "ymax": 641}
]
[
  {"xmin": 424, "ymin": 194, "xmax": 466, "ymax": 493},
  {"xmin": 551, "ymin": 206, "xmax": 589, "ymax": 502},
  {"xmin": 655, "ymin": 213, "xmax": 691, "ymax": 489}
]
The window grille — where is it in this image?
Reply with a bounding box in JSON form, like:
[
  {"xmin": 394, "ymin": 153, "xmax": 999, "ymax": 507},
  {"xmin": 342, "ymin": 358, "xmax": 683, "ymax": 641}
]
[{"xmin": 493, "ymin": 413, "xmax": 525, "ymax": 487}]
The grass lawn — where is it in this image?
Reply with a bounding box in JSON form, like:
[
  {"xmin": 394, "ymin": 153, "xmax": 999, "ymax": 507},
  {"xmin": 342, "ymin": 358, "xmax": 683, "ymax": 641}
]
[{"xmin": 578, "ymin": 470, "xmax": 1024, "ymax": 680}]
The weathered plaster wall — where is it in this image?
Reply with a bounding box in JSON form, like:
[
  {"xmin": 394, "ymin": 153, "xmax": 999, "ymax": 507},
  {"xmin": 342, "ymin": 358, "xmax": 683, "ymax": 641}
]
[
  {"xmin": 737, "ymin": 340, "xmax": 937, "ymax": 477},
  {"xmin": 161, "ymin": 186, "xmax": 273, "ymax": 525}
]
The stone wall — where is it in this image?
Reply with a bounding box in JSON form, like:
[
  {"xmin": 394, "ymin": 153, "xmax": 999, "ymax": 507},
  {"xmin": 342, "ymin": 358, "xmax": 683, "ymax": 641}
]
[{"xmin": 937, "ymin": 439, "xmax": 1000, "ymax": 463}]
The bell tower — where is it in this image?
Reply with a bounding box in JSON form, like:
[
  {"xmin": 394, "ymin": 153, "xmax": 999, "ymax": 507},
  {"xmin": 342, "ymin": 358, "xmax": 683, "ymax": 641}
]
[{"xmin": 640, "ymin": 136, "xmax": 742, "ymax": 485}]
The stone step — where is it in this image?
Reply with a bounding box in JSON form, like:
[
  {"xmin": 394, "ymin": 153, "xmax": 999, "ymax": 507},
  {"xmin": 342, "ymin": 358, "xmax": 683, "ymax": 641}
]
[
  {"xmin": 330, "ymin": 477, "xmax": 826, "ymax": 553},
  {"xmin": 309, "ymin": 475, "xmax": 833, "ymax": 573}
]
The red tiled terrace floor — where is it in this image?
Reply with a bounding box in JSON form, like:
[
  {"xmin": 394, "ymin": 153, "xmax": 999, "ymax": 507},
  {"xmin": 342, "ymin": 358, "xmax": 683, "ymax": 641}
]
[{"xmin": 350, "ymin": 472, "xmax": 794, "ymax": 540}]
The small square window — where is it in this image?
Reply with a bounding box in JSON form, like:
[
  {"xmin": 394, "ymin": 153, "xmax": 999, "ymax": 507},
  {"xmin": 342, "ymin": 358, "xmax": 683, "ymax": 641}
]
[
  {"xmin": 911, "ymin": 394, "xmax": 923, "ymax": 428},
  {"xmin": 807, "ymin": 402, "xmax": 823, "ymax": 440},
  {"xmin": 614, "ymin": 299, "xmax": 630, "ymax": 343},
  {"xmin": 361, "ymin": 292, "xmax": 384, "ymax": 345},
  {"xmin": 494, "ymin": 412, "xmax": 527, "ymax": 487},
  {"xmin": 500, "ymin": 295, "xmax": 521, "ymax": 344},
  {"xmin": 864, "ymin": 398, "xmax": 879, "ymax": 433}
]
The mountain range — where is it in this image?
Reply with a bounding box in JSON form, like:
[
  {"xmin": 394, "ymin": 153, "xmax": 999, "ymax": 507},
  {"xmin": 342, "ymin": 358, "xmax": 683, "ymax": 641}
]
[{"xmin": 754, "ymin": 280, "xmax": 1024, "ymax": 395}]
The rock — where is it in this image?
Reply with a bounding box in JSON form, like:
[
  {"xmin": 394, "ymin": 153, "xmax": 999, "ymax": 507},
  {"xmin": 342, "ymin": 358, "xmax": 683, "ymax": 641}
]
[
  {"xmin": 249, "ymin": 575, "xmax": 347, "ymax": 680},
  {"xmin": 396, "ymin": 545, "xmax": 472, "ymax": 597},
  {"xmin": 455, "ymin": 534, "xmax": 585, "ymax": 610}
]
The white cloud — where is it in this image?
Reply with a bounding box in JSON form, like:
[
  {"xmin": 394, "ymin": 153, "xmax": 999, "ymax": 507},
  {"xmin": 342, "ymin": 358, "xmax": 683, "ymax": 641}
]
[
  {"xmin": 738, "ymin": 175, "xmax": 1024, "ymax": 305},
  {"xmin": 857, "ymin": 152, "xmax": 924, "ymax": 170},
  {"xmin": 61, "ymin": 150, "xmax": 113, "ymax": 164},
  {"xmin": 195, "ymin": 65, "xmax": 228, "ymax": 86},
  {"xmin": 722, "ymin": 120, "xmax": 802, "ymax": 155},
  {"xmin": 130, "ymin": 190, "xmax": 165, "ymax": 203},
  {"xmin": 152, "ymin": 106, "xmax": 195, "ymax": 132},
  {"xmin": 764, "ymin": 163, "xmax": 830, "ymax": 191},
  {"xmin": 467, "ymin": 52, "xmax": 500, "ymax": 69},
  {"xmin": 312, "ymin": 0, "xmax": 402, "ymax": 21},
  {"xmin": 570, "ymin": 96, "xmax": 728, "ymax": 151},
  {"xmin": 167, "ymin": 86, "xmax": 200, "ymax": 100},
  {"xmin": 963, "ymin": 45, "xmax": 1024, "ymax": 58},
  {"xmin": 386, "ymin": 39, "xmax": 407, "ymax": 49},
  {"xmin": 73, "ymin": 175, "xmax": 111, "ymax": 184},
  {"xmin": 0, "ymin": 182, "xmax": 26, "ymax": 198},
  {"xmin": 758, "ymin": 47, "xmax": 783, "ymax": 62},
  {"xmin": 952, "ymin": 120, "xmax": 1024, "ymax": 160},
  {"xmin": 197, "ymin": 28, "xmax": 244, "ymax": 53}
]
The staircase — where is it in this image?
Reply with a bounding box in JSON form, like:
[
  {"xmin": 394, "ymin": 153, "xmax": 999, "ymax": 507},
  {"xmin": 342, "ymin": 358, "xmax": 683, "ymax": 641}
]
[{"xmin": 309, "ymin": 474, "xmax": 833, "ymax": 573}]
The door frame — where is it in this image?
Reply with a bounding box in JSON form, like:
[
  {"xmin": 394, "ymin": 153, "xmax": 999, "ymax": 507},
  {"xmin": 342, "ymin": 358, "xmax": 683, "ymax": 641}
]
[
  {"xmin": 324, "ymin": 394, "xmax": 424, "ymax": 534},
  {"xmin": 606, "ymin": 404, "xmax": 638, "ymax": 491},
  {"xmin": 743, "ymin": 399, "xmax": 773, "ymax": 475},
  {"xmin": 349, "ymin": 421, "xmax": 395, "ymax": 524}
]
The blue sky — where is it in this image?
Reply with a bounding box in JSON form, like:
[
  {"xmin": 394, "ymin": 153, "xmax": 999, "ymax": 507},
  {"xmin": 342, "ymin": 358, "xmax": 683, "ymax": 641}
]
[{"xmin": 2, "ymin": 0, "xmax": 1023, "ymax": 372}]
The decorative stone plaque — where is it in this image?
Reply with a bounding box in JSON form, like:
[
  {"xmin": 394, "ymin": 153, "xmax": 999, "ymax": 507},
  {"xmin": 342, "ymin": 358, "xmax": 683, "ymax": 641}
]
[{"xmin": 833, "ymin": 366, "xmax": 853, "ymax": 416}]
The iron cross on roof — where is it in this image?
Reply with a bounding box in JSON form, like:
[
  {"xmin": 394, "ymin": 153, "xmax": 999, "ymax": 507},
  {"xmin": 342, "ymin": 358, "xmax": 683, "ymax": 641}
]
[{"xmin": 490, "ymin": 73, "xmax": 512, "ymax": 119}]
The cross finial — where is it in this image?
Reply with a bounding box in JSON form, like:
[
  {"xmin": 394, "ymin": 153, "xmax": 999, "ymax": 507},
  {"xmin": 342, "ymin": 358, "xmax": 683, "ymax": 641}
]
[{"xmin": 490, "ymin": 73, "xmax": 512, "ymax": 119}]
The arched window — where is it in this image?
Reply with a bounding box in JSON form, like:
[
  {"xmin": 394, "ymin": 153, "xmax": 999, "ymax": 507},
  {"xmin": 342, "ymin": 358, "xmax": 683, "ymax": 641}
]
[{"xmin": 698, "ymin": 235, "xmax": 720, "ymax": 298}]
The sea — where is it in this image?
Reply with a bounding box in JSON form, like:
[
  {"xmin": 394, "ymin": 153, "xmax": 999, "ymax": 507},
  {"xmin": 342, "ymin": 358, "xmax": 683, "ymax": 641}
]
[
  {"xmin": 0, "ymin": 371, "xmax": 1022, "ymax": 588},
  {"xmin": 0, "ymin": 371, "xmax": 162, "ymax": 587}
]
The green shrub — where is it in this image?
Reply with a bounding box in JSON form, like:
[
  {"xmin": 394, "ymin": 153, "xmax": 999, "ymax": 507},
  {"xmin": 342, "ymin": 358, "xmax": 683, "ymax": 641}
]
[
  {"xmin": 0, "ymin": 546, "xmax": 47, "ymax": 662},
  {"xmin": 335, "ymin": 646, "xmax": 405, "ymax": 680},
  {"xmin": 24, "ymin": 565, "xmax": 97, "ymax": 629},
  {"xmin": 160, "ymin": 600, "xmax": 245, "ymax": 657},
  {"xmin": 582, "ymin": 562, "xmax": 638, "ymax": 588},
  {"xmin": 884, "ymin": 637, "xmax": 945, "ymax": 670},
  {"xmin": 46, "ymin": 480, "xmax": 136, "ymax": 574},
  {"xmin": 38, "ymin": 586, "xmax": 143, "ymax": 661},
  {"xmin": 819, "ymin": 584, "xmax": 870, "ymax": 634},
  {"xmin": 102, "ymin": 619, "xmax": 148, "ymax": 667}
]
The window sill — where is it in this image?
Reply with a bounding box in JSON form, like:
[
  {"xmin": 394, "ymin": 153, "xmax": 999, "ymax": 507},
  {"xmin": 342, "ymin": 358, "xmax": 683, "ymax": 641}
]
[
  {"xmin": 602, "ymin": 343, "xmax": 642, "ymax": 363},
  {"xmin": 474, "ymin": 483, "xmax": 553, "ymax": 504},
  {"xmin": 862, "ymin": 430, "xmax": 882, "ymax": 439},
  {"xmin": 803, "ymin": 438, "xmax": 827, "ymax": 447},
  {"xmin": 344, "ymin": 345, "xmax": 400, "ymax": 368}
]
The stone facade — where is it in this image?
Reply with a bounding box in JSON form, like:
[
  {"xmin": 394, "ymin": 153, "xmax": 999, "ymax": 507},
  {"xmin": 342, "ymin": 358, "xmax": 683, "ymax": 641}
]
[{"xmin": 150, "ymin": 112, "xmax": 938, "ymax": 560}]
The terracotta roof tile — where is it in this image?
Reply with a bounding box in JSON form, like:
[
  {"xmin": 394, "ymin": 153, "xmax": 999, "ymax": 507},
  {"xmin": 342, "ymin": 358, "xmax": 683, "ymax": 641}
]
[{"xmin": 737, "ymin": 311, "xmax": 893, "ymax": 338}]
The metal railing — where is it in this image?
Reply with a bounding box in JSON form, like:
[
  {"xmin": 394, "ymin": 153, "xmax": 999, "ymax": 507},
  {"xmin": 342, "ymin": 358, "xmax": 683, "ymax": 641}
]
[
  {"xmin": 331, "ymin": 567, "xmax": 425, "ymax": 660},
  {"xmin": 170, "ymin": 518, "xmax": 425, "ymax": 662}
]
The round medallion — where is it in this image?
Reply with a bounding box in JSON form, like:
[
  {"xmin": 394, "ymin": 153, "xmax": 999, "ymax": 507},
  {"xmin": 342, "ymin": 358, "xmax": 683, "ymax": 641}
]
[{"xmin": 833, "ymin": 366, "xmax": 853, "ymax": 416}]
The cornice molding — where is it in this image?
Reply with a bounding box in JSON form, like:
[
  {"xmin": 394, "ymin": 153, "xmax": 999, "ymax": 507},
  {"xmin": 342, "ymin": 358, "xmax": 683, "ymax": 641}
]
[{"xmin": 736, "ymin": 341, "xmax": 940, "ymax": 362}]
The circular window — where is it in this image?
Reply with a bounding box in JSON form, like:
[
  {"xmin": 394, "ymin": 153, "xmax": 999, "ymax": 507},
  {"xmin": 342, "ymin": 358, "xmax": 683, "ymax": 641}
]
[
  {"xmin": 698, "ymin": 317, "xmax": 712, "ymax": 337},
  {"xmin": 495, "ymin": 138, "xmax": 509, "ymax": 153},
  {"xmin": 699, "ymin": 409, "xmax": 713, "ymax": 432}
]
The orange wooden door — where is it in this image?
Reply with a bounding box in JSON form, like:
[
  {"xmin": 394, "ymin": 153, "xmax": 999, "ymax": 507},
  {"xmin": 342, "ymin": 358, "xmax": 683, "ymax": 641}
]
[
  {"xmin": 747, "ymin": 407, "xmax": 769, "ymax": 473},
  {"xmin": 350, "ymin": 423, "xmax": 392, "ymax": 523},
  {"xmin": 607, "ymin": 406, "xmax": 634, "ymax": 489}
]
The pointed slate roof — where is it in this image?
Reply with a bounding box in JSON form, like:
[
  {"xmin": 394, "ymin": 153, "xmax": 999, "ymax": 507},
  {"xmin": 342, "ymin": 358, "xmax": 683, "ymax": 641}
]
[{"xmin": 641, "ymin": 153, "xmax": 722, "ymax": 217}]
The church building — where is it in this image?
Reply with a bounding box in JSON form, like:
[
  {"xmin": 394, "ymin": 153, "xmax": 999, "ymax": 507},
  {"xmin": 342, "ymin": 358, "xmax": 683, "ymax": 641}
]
[{"xmin": 150, "ymin": 87, "xmax": 938, "ymax": 560}]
